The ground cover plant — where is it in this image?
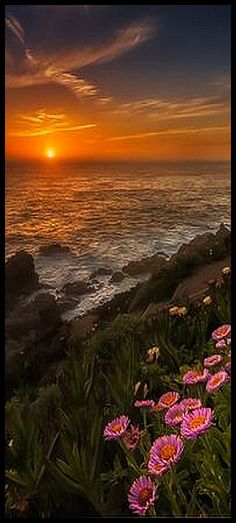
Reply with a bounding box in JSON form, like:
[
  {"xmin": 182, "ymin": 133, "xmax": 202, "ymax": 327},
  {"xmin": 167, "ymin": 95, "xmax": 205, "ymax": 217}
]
[{"xmin": 5, "ymin": 267, "xmax": 231, "ymax": 517}]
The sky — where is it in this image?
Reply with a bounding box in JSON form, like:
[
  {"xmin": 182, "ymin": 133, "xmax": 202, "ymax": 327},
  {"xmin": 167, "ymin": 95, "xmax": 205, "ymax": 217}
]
[{"xmin": 5, "ymin": 5, "xmax": 231, "ymax": 161}]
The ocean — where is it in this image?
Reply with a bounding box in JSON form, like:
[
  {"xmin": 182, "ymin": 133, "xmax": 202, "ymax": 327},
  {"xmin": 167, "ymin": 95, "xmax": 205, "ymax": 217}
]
[{"xmin": 6, "ymin": 160, "xmax": 231, "ymax": 319}]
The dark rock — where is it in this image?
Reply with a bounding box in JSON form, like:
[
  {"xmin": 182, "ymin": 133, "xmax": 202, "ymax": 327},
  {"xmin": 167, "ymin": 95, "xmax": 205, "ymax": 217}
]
[
  {"xmin": 122, "ymin": 253, "xmax": 167, "ymax": 276},
  {"xmin": 110, "ymin": 271, "xmax": 126, "ymax": 283},
  {"xmin": 33, "ymin": 293, "xmax": 61, "ymax": 327},
  {"xmin": 62, "ymin": 280, "xmax": 92, "ymax": 296},
  {"xmin": 39, "ymin": 242, "xmax": 71, "ymax": 256},
  {"xmin": 90, "ymin": 267, "xmax": 113, "ymax": 278},
  {"xmin": 5, "ymin": 250, "xmax": 39, "ymax": 298}
]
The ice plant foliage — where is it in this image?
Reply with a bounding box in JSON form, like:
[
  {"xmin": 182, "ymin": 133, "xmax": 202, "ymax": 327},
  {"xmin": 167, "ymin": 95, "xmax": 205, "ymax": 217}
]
[
  {"xmin": 183, "ymin": 368, "xmax": 209, "ymax": 385},
  {"xmin": 128, "ymin": 476, "xmax": 158, "ymax": 516},
  {"xmin": 180, "ymin": 407, "xmax": 213, "ymax": 439},
  {"xmin": 206, "ymin": 371, "xmax": 229, "ymax": 393},
  {"xmin": 204, "ymin": 354, "xmax": 222, "ymax": 367},
  {"xmin": 103, "ymin": 415, "xmax": 130, "ymax": 440},
  {"xmin": 212, "ymin": 324, "xmax": 231, "ymax": 342},
  {"xmin": 153, "ymin": 391, "xmax": 180, "ymax": 410}
]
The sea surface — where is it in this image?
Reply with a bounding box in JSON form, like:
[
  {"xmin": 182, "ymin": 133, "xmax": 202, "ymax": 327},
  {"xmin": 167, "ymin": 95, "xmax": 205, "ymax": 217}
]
[{"xmin": 6, "ymin": 161, "xmax": 231, "ymax": 319}]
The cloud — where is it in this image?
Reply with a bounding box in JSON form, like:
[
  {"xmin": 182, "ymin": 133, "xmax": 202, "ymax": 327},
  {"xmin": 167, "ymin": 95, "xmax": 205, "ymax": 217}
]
[
  {"xmin": 113, "ymin": 95, "xmax": 229, "ymax": 120},
  {"xmin": 5, "ymin": 15, "xmax": 154, "ymax": 102},
  {"xmin": 5, "ymin": 15, "xmax": 25, "ymax": 45},
  {"xmin": 10, "ymin": 109, "xmax": 97, "ymax": 137},
  {"xmin": 107, "ymin": 125, "xmax": 230, "ymax": 141}
]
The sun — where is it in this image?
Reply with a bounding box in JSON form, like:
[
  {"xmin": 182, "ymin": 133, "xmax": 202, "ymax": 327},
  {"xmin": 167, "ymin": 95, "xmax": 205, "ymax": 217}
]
[{"xmin": 45, "ymin": 148, "xmax": 56, "ymax": 159}]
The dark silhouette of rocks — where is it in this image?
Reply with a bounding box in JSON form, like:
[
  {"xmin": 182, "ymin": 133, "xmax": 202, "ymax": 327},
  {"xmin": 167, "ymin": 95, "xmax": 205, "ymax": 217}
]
[
  {"xmin": 62, "ymin": 280, "xmax": 93, "ymax": 296},
  {"xmin": 6, "ymin": 251, "xmax": 39, "ymax": 313},
  {"xmin": 122, "ymin": 252, "xmax": 167, "ymax": 276},
  {"xmin": 90, "ymin": 267, "xmax": 113, "ymax": 279},
  {"xmin": 110, "ymin": 271, "xmax": 126, "ymax": 283},
  {"xmin": 39, "ymin": 242, "xmax": 71, "ymax": 256}
]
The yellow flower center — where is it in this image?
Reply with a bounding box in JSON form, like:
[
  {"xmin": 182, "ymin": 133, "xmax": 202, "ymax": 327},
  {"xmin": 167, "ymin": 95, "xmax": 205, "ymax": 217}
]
[
  {"xmin": 163, "ymin": 394, "xmax": 175, "ymax": 406},
  {"xmin": 211, "ymin": 376, "xmax": 223, "ymax": 387},
  {"xmin": 139, "ymin": 488, "xmax": 152, "ymax": 505},
  {"xmin": 218, "ymin": 326, "xmax": 229, "ymax": 337},
  {"xmin": 111, "ymin": 422, "xmax": 122, "ymax": 433},
  {"xmin": 160, "ymin": 443, "xmax": 177, "ymax": 460},
  {"xmin": 189, "ymin": 415, "xmax": 206, "ymax": 430}
]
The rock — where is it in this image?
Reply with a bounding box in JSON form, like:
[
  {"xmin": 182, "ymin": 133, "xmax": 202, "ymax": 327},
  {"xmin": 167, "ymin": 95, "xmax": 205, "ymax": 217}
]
[
  {"xmin": 62, "ymin": 280, "xmax": 92, "ymax": 296},
  {"xmin": 122, "ymin": 253, "xmax": 167, "ymax": 276},
  {"xmin": 39, "ymin": 242, "xmax": 71, "ymax": 256},
  {"xmin": 33, "ymin": 293, "xmax": 61, "ymax": 327},
  {"xmin": 90, "ymin": 267, "xmax": 113, "ymax": 278},
  {"xmin": 110, "ymin": 271, "xmax": 126, "ymax": 283},
  {"xmin": 5, "ymin": 251, "xmax": 39, "ymax": 298}
]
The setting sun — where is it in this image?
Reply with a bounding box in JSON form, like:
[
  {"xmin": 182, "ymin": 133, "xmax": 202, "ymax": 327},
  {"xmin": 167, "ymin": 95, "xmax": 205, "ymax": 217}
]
[{"xmin": 46, "ymin": 148, "xmax": 55, "ymax": 159}]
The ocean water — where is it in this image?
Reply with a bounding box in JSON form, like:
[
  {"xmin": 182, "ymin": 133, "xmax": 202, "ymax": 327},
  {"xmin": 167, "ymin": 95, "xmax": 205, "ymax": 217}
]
[{"xmin": 6, "ymin": 161, "xmax": 231, "ymax": 318}]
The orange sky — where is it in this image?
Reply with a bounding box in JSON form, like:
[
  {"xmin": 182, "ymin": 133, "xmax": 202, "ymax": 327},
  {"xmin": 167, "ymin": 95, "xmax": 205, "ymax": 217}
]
[{"xmin": 5, "ymin": 6, "xmax": 231, "ymax": 162}]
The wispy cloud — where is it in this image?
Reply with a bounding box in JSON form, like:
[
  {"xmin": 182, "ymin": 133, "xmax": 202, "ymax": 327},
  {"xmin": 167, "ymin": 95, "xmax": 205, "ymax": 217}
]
[
  {"xmin": 107, "ymin": 125, "xmax": 230, "ymax": 141},
  {"xmin": 5, "ymin": 15, "xmax": 25, "ymax": 45},
  {"xmin": 5, "ymin": 15, "xmax": 155, "ymax": 103},
  {"xmin": 10, "ymin": 109, "xmax": 97, "ymax": 137},
  {"xmin": 113, "ymin": 95, "xmax": 229, "ymax": 120}
]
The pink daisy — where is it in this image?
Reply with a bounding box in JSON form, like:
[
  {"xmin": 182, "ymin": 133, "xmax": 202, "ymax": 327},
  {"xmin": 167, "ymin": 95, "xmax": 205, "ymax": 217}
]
[
  {"xmin": 128, "ymin": 476, "xmax": 158, "ymax": 516},
  {"xmin": 212, "ymin": 324, "xmax": 231, "ymax": 342},
  {"xmin": 164, "ymin": 404, "xmax": 185, "ymax": 427},
  {"xmin": 225, "ymin": 361, "xmax": 231, "ymax": 376},
  {"xmin": 178, "ymin": 397, "xmax": 202, "ymax": 412},
  {"xmin": 215, "ymin": 339, "xmax": 227, "ymax": 350},
  {"xmin": 206, "ymin": 371, "xmax": 230, "ymax": 393},
  {"xmin": 123, "ymin": 425, "xmax": 141, "ymax": 451},
  {"xmin": 149, "ymin": 434, "xmax": 184, "ymax": 470},
  {"xmin": 134, "ymin": 399, "xmax": 155, "ymax": 409},
  {"xmin": 183, "ymin": 368, "xmax": 209, "ymax": 385},
  {"xmin": 180, "ymin": 407, "xmax": 213, "ymax": 439},
  {"xmin": 153, "ymin": 391, "xmax": 180, "ymax": 411},
  {"xmin": 204, "ymin": 354, "xmax": 222, "ymax": 368},
  {"xmin": 103, "ymin": 415, "xmax": 130, "ymax": 440}
]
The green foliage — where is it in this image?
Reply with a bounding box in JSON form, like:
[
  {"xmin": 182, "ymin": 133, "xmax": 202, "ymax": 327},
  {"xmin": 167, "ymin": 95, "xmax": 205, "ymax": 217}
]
[{"xmin": 5, "ymin": 274, "xmax": 231, "ymax": 517}]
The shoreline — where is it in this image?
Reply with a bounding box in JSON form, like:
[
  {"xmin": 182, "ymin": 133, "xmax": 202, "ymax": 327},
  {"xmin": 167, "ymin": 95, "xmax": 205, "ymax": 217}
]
[{"xmin": 5, "ymin": 223, "xmax": 231, "ymax": 396}]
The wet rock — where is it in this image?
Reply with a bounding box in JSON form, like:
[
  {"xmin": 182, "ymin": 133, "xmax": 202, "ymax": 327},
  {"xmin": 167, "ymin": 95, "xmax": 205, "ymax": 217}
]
[
  {"xmin": 90, "ymin": 267, "xmax": 113, "ymax": 278},
  {"xmin": 39, "ymin": 242, "xmax": 71, "ymax": 256},
  {"xmin": 122, "ymin": 253, "xmax": 167, "ymax": 277},
  {"xmin": 62, "ymin": 280, "xmax": 92, "ymax": 296},
  {"xmin": 110, "ymin": 271, "xmax": 126, "ymax": 283},
  {"xmin": 6, "ymin": 251, "xmax": 39, "ymax": 300}
]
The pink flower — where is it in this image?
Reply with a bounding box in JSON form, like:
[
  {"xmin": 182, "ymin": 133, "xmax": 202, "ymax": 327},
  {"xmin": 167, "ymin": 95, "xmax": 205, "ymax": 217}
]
[
  {"xmin": 183, "ymin": 368, "xmax": 209, "ymax": 385},
  {"xmin": 153, "ymin": 391, "xmax": 180, "ymax": 411},
  {"xmin": 228, "ymin": 350, "xmax": 231, "ymax": 359},
  {"xmin": 180, "ymin": 407, "xmax": 213, "ymax": 439},
  {"xmin": 134, "ymin": 400, "xmax": 155, "ymax": 409},
  {"xmin": 123, "ymin": 425, "xmax": 141, "ymax": 451},
  {"xmin": 215, "ymin": 339, "xmax": 227, "ymax": 349},
  {"xmin": 204, "ymin": 354, "xmax": 222, "ymax": 368},
  {"xmin": 225, "ymin": 362, "xmax": 231, "ymax": 376},
  {"xmin": 103, "ymin": 415, "xmax": 130, "ymax": 440},
  {"xmin": 128, "ymin": 476, "xmax": 158, "ymax": 516},
  {"xmin": 178, "ymin": 397, "xmax": 202, "ymax": 411},
  {"xmin": 212, "ymin": 324, "xmax": 231, "ymax": 342},
  {"xmin": 164, "ymin": 404, "xmax": 185, "ymax": 427},
  {"xmin": 206, "ymin": 371, "xmax": 230, "ymax": 393},
  {"xmin": 148, "ymin": 434, "xmax": 184, "ymax": 471},
  {"xmin": 226, "ymin": 337, "xmax": 231, "ymax": 347}
]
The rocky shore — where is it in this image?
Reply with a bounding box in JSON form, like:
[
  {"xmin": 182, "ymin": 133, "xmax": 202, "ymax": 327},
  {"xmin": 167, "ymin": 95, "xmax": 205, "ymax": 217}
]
[{"xmin": 5, "ymin": 224, "xmax": 231, "ymax": 396}]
